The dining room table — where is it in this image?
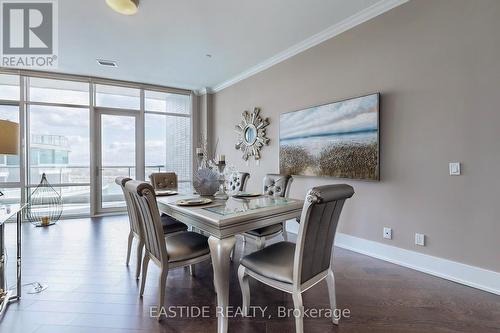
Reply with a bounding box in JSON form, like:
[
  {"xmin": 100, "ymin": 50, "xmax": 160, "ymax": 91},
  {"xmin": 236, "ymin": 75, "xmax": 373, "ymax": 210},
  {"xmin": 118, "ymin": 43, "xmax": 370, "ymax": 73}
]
[{"xmin": 156, "ymin": 193, "xmax": 303, "ymax": 333}]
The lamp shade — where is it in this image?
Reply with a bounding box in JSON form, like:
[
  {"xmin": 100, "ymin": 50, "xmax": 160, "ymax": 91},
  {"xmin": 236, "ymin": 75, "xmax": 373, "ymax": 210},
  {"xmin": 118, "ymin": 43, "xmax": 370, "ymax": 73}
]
[
  {"xmin": 105, "ymin": 0, "xmax": 139, "ymax": 15},
  {"xmin": 0, "ymin": 119, "xmax": 20, "ymax": 155}
]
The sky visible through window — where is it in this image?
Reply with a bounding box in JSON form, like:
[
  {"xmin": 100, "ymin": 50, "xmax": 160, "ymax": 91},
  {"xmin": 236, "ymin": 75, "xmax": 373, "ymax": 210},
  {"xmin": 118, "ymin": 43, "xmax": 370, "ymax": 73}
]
[{"xmin": 1, "ymin": 74, "xmax": 192, "ymax": 215}]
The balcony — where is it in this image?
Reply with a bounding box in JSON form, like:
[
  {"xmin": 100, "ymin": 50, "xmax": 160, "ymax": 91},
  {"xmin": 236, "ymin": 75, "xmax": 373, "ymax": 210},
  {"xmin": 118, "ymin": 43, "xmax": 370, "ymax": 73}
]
[{"xmin": 0, "ymin": 165, "xmax": 192, "ymax": 218}]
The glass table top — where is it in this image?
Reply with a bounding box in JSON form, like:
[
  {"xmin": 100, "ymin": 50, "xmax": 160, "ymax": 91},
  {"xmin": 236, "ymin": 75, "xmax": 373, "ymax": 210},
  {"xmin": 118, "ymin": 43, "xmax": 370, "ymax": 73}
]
[
  {"xmin": 203, "ymin": 196, "xmax": 293, "ymax": 216},
  {"xmin": 0, "ymin": 204, "xmax": 26, "ymax": 224}
]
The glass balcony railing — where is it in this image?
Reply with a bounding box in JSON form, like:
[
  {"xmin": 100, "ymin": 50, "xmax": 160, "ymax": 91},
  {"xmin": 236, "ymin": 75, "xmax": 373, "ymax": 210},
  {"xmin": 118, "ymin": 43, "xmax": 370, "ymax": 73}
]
[{"xmin": 0, "ymin": 165, "xmax": 192, "ymax": 218}]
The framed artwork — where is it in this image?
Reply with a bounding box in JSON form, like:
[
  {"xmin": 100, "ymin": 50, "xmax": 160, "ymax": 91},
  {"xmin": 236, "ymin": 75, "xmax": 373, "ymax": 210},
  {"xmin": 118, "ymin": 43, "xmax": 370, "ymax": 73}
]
[{"xmin": 279, "ymin": 93, "xmax": 379, "ymax": 181}]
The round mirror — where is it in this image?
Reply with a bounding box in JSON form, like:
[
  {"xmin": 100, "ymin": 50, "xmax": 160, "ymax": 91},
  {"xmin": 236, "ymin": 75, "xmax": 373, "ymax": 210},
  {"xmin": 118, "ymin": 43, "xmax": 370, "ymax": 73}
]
[{"xmin": 244, "ymin": 125, "xmax": 257, "ymax": 145}]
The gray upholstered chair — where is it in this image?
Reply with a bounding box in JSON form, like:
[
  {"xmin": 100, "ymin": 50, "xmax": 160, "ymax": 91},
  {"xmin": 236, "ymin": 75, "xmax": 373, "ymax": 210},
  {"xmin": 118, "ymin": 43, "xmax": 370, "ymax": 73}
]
[
  {"xmin": 149, "ymin": 172, "xmax": 178, "ymax": 190},
  {"xmin": 115, "ymin": 177, "xmax": 188, "ymax": 279},
  {"xmin": 238, "ymin": 184, "xmax": 354, "ymax": 333},
  {"xmin": 226, "ymin": 172, "xmax": 250, "ymax": 193},
  {"xmin": 116, "ymin": 177, "xmax": 143, "ymax": 279},
  {"xmin": 125, "ymin": 180, "xmax": 211, "ymax": 320},
  {"xmin": 242, "ymin": 174, "xmax": 293, "ymax": 249}
]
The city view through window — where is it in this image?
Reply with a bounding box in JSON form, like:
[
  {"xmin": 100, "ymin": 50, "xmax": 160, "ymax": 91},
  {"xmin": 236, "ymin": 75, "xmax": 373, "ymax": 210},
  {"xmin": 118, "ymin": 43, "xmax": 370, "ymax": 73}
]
[{"xmin": 0, "ymin": 73, "xmax": 192, "ymax": 217}]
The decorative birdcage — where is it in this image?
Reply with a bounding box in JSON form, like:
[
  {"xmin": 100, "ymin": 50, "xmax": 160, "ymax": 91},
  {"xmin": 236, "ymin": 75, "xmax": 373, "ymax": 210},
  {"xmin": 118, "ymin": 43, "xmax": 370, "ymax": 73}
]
[{"xmin": 26, "ymin": 173, "xmax": 63, "ymax": 227}]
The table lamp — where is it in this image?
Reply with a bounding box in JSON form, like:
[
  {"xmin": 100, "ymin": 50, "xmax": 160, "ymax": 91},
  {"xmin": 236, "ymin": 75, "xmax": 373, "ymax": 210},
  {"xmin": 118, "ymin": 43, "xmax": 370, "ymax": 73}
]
[{"xmin": 0, "ymin": 119, "xmax": 20, "ymax": 197}]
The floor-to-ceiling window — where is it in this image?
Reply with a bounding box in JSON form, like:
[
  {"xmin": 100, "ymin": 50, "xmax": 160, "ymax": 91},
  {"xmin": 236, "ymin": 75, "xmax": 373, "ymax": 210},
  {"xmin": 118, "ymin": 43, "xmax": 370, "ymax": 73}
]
[
  {"xmin": 0, "ymin": 71, "xmax": 193, "ymax": 218},
  {"xmin": 144, "ymin": 90, "xmax": 192, "ymax": 192},
  {"xmin": 0, "ymin": 74, "xmax": 21, "ymax": 211},
  {"xmin": 27, "ymin": 78, "xmax": 91, "ymax": 217},
  {"xmin": 95, "ymin": 84, "xmax": 141, "ymax": 212}
]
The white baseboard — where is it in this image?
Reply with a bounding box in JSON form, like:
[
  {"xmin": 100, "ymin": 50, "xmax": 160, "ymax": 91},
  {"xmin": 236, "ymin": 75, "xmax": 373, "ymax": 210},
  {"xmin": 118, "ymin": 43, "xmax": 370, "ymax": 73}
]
[
  {"xmin": 284, "ymin": 220, "xmax": 500, "ymax": 295},
  {"xmin": 334, "ymin": 233, "xmax": 500, "ymax": 296}
]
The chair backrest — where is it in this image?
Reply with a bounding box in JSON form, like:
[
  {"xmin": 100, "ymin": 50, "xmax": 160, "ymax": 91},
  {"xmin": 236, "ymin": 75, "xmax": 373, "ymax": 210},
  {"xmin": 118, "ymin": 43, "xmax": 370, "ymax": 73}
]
[
  {"xmin": 125, "ymin": 180, "xmax": 168, "ymax": 264},
  {"xmin": 227, "ymin": 172, "xmax": 250, "ymax": 192},
  {"xmin": 293, "ymin": 184, "xmax": 354, "ymax": 285},
  {"xmin": 149, "ymin": 172, "xmax": 178, "ymax": 190},
  {"xmin": 115, "ymin": 177, "xmax": 141, "ymax": 236},
  {"xmin": 262, "ymin": 174, "xmax": 292, "ymax": 198}
]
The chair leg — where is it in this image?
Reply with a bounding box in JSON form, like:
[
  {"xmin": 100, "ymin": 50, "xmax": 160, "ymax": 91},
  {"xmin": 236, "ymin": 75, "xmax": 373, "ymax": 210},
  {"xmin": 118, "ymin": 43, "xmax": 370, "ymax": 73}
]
[
  {"xmin": 326, "ymin": 268, "xmax": 339, "ymax": 325},
  {"xmin": 139, "ymin": 255, "xmax": 150, "ymax": 297},
  {"xmin": 126, "ymin": 231, "xmax": 133, "ymax": 266},
  {"xmin": 256, "ymin": 237, "xmax": 265, "ymax": 250},
  {"xmin": 282, "ymin": 223, "xmax": 288, "ymax": 242},
  {"xmin": 158, "ymin": 265, "xmax": 168, "ymax": 321},
  {"xmin": 237, "ymin": 266, "xmax": 250, "ymax": 316},
  {"xmin": 135, "ymin": 240, "xmax": 144, "ymax": 280},
  {"xmin": 241, "ymin": 237, "xmax": 246, "ymax": 258},
  {"xmin": 189, "ymin": 264, "xmax": 196, "ymax": 276},
  {"xmin": 292, "ymin": 292, "xmax": 304, "ymax": 333}
]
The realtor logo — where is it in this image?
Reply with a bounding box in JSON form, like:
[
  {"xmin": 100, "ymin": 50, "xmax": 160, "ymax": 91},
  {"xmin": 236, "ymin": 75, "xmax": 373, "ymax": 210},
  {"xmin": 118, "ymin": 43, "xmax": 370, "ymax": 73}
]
[{"xmin": 1, "ymin": 0, "xmax": 58, "ymax": 68}]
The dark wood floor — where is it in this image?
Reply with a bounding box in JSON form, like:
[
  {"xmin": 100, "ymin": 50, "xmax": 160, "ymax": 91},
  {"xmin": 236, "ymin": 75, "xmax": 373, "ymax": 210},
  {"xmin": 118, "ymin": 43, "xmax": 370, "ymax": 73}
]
[{"xmin": 2, "ymin": 215, "xmax": 499, "ymax": 333}]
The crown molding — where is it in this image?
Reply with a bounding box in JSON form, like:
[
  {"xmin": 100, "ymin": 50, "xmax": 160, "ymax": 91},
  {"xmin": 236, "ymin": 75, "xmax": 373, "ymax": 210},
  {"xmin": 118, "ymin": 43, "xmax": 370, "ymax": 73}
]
[
  {"xmin": 195, "ymin": 87, "xmax": 213, "ymax": 96},
  {"xmin": 211, "ymin": 0, "xmax": 409, "ymax": 93}
]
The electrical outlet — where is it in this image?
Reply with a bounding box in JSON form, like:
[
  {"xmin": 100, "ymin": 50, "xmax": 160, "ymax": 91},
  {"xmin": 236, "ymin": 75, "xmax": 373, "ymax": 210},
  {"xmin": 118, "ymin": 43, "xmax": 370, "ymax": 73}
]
[
  {"xmin": 415, "ymin": 233, "xmax": 425, "ymax": 246},
  {"xmin": 383, "ymin": 227, "xmax": 392, "ymax": 240},
  {"xmin": 449, "ymin": 162, "xmax": 461, "ymax": 175}
]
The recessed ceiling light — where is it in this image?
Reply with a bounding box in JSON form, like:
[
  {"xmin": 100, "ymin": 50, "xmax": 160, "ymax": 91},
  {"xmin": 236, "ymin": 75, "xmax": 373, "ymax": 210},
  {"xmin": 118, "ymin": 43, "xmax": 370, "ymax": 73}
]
[
  {"xmin": 106, "ymin": 0, "xmax": 139, "ymax": 16},
  {"xmin": 97, "ymin": 59, "xmax": 118, "ymax": 67}
]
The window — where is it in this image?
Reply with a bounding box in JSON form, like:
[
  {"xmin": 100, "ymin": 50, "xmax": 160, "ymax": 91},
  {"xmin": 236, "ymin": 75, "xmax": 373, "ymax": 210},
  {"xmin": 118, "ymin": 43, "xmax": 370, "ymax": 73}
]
[
  {"xmin": 0, "ymin": 74, "xmax": 19, "ymax": 101},
  {"xmin": 96, "ymin": 84, "xmax": 140, "ymax": 110},
  {"xmin": 0, "ymin": 187, "xmax": 21, "ymax": 208},
  {"xmin": 165, "ymin": 115, "xmax": 192, "ymax": 181},
  {"xmin": 145, "ymin": 90, "xmax": 191, "ymax": 114},
  {"xmin": 0, "ymin": 105, "xmax": 20, "ymax": 183},
  {"xmin": 144, "ymin": 90, "xmax": 192, "ymax": 190},
  {"xmin": 28, "ymin": 185, "xmax": 91, "ymax": 218},
  {"xmin": 0, "ymin": 74, "xmax": 21, "ymax": 217},
  {"xmin": 0, "ymin": 72, "xmax": 192, "ymax": 218},
  {"xmin": 28, "ymin": 105, "xmax": 90, "ymax": 186},
  {"xmin": 27, "ymin": 78, "xmax": 91, "ymax": 217},
  {"xmin": 29, "ymin": 78, "xmax": 89, "ymax": 105}
]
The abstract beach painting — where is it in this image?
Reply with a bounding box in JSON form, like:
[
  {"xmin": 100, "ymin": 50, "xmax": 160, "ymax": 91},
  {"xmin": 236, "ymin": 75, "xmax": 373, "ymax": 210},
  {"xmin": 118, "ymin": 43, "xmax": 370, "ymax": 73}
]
[{"xmin": 279, "ymin": 93, "xmax": 379, "ymax": 180}]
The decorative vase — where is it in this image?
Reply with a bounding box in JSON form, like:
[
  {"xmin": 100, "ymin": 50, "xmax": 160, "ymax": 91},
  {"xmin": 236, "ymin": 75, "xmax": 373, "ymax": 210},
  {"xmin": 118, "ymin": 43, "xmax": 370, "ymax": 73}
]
[{"xmin": 193, "ymin": 168, "xmax": 219, "ymax": 196}]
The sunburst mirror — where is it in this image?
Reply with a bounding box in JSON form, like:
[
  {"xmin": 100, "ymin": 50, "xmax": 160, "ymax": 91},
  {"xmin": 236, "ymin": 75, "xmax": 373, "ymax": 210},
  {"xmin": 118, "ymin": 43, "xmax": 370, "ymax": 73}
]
[{"xmin": 235, "ymin": 107, "xmax": 270, "ymax": 160}]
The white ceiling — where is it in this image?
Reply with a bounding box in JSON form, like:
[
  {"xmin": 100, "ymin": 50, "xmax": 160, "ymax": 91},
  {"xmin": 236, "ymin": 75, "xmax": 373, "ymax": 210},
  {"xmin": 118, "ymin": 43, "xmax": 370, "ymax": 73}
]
[{"xmin": 54, "ymin": 0, "xmax": 395, "ymax": 91}]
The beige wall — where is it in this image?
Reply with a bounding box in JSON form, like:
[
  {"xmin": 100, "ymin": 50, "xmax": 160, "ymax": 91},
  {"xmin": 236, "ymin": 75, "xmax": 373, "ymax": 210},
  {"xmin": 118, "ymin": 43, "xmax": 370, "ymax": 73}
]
[{"xmin": 211, "ymin": 0, "xmax": 500, "ymax": 272}]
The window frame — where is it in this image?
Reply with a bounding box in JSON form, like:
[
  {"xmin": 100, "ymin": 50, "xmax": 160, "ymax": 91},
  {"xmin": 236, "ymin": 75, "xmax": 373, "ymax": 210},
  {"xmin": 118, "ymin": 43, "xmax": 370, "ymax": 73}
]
[{"xmin": 0, "ymin": 70, "xmax": 194, "ymax": 219}]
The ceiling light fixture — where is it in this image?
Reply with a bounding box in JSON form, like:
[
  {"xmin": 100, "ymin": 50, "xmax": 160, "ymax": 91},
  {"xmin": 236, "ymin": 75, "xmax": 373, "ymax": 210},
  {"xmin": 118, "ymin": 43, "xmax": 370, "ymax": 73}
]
[{"xmin": 105, "ymin": 0, "xmax": 139, "ymax": 16}]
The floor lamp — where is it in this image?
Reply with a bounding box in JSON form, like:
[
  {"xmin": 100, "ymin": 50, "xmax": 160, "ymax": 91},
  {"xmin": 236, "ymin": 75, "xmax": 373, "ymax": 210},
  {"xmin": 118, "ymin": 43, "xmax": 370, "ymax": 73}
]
[{"xmin": 0, "ymin": 119, "xmax": 20, "ymax": 197}]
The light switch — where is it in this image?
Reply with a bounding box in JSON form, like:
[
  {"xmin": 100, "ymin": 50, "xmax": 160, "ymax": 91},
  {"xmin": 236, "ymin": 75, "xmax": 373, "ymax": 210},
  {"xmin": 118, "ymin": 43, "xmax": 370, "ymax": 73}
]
[
  {"xmin": 415, "ymin": 233, "xmax": 425, "ymax": 246},
  {"xmin": 449, "ymin": 162, "xmax": 461, "ymax": 176}
]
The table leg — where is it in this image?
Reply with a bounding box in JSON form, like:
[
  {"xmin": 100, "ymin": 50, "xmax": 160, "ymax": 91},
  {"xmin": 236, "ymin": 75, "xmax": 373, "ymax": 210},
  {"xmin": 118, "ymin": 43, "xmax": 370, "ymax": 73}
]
[
  {"xmin": 208, "ymin": 235, "xmax": 236, "ymax": 333},
  {"xmin": 16, "ymin": 210, "xmax": 21, "ymax": 299},
  {"xmin": 0, "ymin": 222, "xmax": 5, "ymax": 292}
]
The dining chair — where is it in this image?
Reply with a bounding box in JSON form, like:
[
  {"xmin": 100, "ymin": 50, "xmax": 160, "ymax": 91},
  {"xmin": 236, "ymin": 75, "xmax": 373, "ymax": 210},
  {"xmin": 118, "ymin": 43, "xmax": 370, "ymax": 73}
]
[
  {"xmin": 116, "ymin": 177, "xmax": 143, "ymax": 279},
  {"xmin": 149, "ymin": 172, "xmax": 178, "ymax": 191},
  {"xmin": 242, "ymin": 174, "xmax": 293, "ymax": 249},
  {"xmin": 226, "ymin": 172, "xmax": 250, "ymax": 193},
  {"xmin": 125, "ymin": 180, "xmax": 211, "ymax": 320},
  {"xmin": 115, "ymin": 177, "xmax": 188, "ymax": 279},
  {"xmin": 238, "ymin": 184, "xmax": 354, "ymax": 333}
]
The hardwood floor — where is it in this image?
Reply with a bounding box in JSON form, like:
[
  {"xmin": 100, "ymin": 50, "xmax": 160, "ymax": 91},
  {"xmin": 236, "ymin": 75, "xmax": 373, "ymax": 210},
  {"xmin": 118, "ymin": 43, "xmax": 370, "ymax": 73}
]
[{"xmin": 2, "ymin": 215, "xmax": 499, "ymax": 333}]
